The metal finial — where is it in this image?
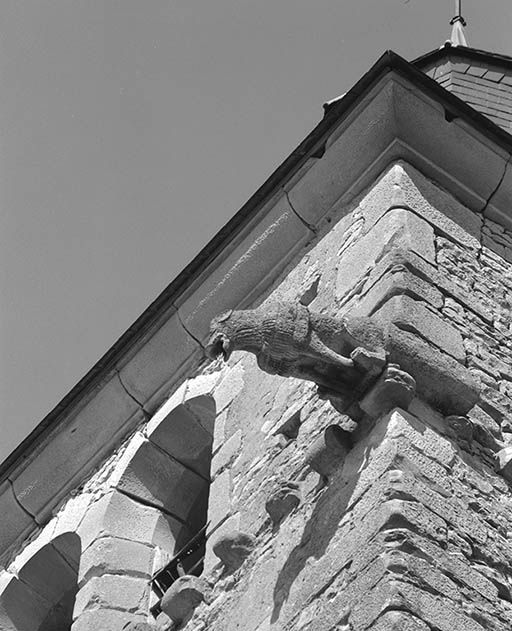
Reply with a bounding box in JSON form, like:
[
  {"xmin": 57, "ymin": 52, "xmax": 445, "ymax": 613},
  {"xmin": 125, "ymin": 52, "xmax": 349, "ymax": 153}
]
[{"xmin": 448, "ymin": 0, "xmax": 468, "ymax": 47}]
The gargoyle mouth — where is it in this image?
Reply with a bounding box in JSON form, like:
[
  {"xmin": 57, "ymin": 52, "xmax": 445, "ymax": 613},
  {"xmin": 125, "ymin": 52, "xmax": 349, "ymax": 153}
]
[{"xmin": 206, "ymin": 334, "xmax": 232, "ymax": 362}]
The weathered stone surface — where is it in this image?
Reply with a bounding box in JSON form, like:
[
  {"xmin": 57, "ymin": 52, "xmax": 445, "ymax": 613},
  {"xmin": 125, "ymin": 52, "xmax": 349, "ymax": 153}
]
[
  {"xmin": 0, "ymin": 481, "xmax": 35, "ymax": 561},
  {"xmin": 77, "ymin": 491, "xmax": 187, "ymax": 556},
  {"xmin": 349, "ymin": 266, "xmax": 444, "ymax": 316},
  {"xmin": 265, "ymin": 481, "xmax": 301, "ymax": 527},
  {"xmin": 111, "ymin": 435, "xmax": 209, "ymax": 524},
  {"xmin": 79, "ymin": 537, "xmax": 154, "ymax": 584},
  {"xmin": 386, "ymin": 327, "xmax": 480, "ymax": 415},
  {"xmin": 176, "ymin": 194, "xmax": 310, "ymax": 343},
  {"xmin": 365, "ymin": 162, "xmax": 483, "ymax": 248},
  {"xmin": 211, "ymin": 430, "xmax": 242, "ymax": 479},
  {"xmin": 146, "ymin": 399, "xmax": 214, "ymax": 479},
  {"xmin": 207, "ymin": 468, "xmax": 231, "ymax": 534},
  {"xmin": 286, "ymin": 81, "xmax": 398, "ymax": 225},
  {"xmin": 359, "ymin": 364, "xmax": 416, "ymax": 419},
  {"xmin": 72, "ymin": 608, "xmax": 146, "ymax": 631},
  {"xmin": 211, "ymin": 530, "xmax": 256, "ymax": 572},
  {"xmin": 117, "ymin": 307, "xmax": 201, "ymax": 411},
  {"xmin": 336, "ymin": 207, "xmax": 436, "ymax": 301},
  {"xmin": 496, "ymin": 446, "xmax": 512, "ymax": 483},
  {"xmin": 305, "ymin": 425, "xmax": 352, "ymax": 478},
  {"xmin": 160, "ymin": 575, "xmax": 209, "ymax": 623},
  {"xmin": 374, "ymin": 294, "xmax": 466, "ymax": 362},
  {"xmin": 11, "ymin": 375, "xmax": 144, "ymax": 525},
  {"xmin": 74, "ymin": 575, "xmax": 149, "ymax": 618}
]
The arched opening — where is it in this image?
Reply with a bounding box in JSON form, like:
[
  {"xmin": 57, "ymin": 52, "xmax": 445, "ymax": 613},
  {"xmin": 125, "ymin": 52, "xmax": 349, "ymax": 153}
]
[
  {"xmin": 111, "ymin": 394, "xmax": 216, "ymax": 618},
  {"xmin": 0, "ymin": 533, "xmax": 81, "ymax": 631}
]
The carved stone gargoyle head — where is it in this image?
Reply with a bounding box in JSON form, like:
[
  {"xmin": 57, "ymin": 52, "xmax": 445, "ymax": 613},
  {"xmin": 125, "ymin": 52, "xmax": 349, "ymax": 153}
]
[
  {"xmin": 206, "ymin": 309, "xmax": 237, "ymax": 361},
  {"xmin": 207, "ymin": 301, "xmax": 480, "ymax": 419}
]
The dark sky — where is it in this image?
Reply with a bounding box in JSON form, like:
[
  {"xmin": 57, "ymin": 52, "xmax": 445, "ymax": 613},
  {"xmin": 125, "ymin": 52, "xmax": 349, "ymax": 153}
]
[{"xmin": 1, "ymin": 0, "xmax": 511, "ymax": 462}]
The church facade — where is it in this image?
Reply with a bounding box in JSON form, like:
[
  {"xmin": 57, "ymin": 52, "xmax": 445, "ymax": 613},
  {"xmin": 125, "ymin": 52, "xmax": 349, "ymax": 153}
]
[{"xmin": 1, "ymin": 32, "xmax": 512, "ymax": 631}]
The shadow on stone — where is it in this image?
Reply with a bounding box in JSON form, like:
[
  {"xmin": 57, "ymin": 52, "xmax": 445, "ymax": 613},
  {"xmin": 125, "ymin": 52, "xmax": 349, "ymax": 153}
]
[{"xmin": 212, "ymin": 530, "xmax": 256, "ymax": 573}]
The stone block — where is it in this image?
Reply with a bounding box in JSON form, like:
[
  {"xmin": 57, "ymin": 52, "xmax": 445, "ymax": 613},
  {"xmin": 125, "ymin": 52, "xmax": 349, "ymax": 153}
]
[
  {"xmin": 72, "ymin": 608, "xmax": 146, "ymax": 631},
  {"xmin": 392, "ymin": 79, "xmax": 509, "ymax": 217},
  {"xmin": 359, "ymin": 364, "xmax": 416, "ymax": 419},
  {"xmin": 211, "ymin": 429, "xmax": 242, "ymax": 478},
  {"xmin": 207, "ymin": 468, "xmax": 231, "ymax": 534},
  {"xmin": 79, "ymin": 536, "xmax": 154, "ymax": 585},
  {"xmin": 349, "ymin": 267, "xmax": 443, "ymax": 317},
  {"xmin": 363, "ymin": 162, "xmax": 483, "ymax": 249},
  {"xmin": 385, "ymin": 327, "xmax": 479, "ymax": 415},
  {"xmin": 160, "ymin": 575, "xmax": 210, "ymax": 624},
  {"xmin": 286, "ymin": 80, "xmax": 398, "ymax": 225},
  {"xmin": 145, "ymin": 380, "xmax": 188, "ymax": 435},
  {"xmin": 261, "ymin": 401, "xmax": 302, "ymax": 438},
  {"xmin": 0, "ymin": 572, "xmax": 51, "ymax": 631},
  {"xmin": 175, "ymin": 194, "xmax": 310, "ymax": 342},
  {"xmin": 51, "ymin": 493, "xmax": 95, "ymax": 546},
  {"xmin": 11, "ymin": 374, "xmax": 144, "ymax": 525},
  {"xmin": 0, "ymin": 481, "xmax": 35, "ymax": 561},
  {"xmin": 77, "ymin": 491, "xmax": 185, "ymax": 557},
  {"xmin": 380, "ymin": 409, "xmax": 456, "ymax": 468},
  {"xmin": 74, "ymin": 575, "xmax": 149, "ymax": 618},
  {"xmin": 375, "ymin": 295, "xmax": 465, "ymax": 362},
  {"xmin": 111, "ymin": 435, "xmax": 209, "ymax": 524},
  {"xmin": 487, "ymin": 160, "xmax": 512, "ymax": 232},
  {"xmin": 17, "ymin": 539, "xmax": 77, "ymax": 604},
  {"xmin": 336, "ymin": 208, "xmax": 435, "ymax": 301},
  {"xmin": 117, "ymin": 307, "xmax": 201, "ymax": 411},
  {"xmin": 214, "ymin": 361, "xmax": 245, "ymax": 413},
  {"xmin": 146, "ymin": 399, "xmax": 214, "ymax": 479}
]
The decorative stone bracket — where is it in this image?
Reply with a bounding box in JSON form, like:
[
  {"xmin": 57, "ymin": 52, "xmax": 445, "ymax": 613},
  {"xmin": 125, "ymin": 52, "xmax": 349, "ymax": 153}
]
[{"xmin": 207, "ymin": 301, "xmax": 480, "ymax": 423}]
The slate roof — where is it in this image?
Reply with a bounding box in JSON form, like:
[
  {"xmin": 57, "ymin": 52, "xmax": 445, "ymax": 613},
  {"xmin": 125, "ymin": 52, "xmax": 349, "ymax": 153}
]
[{"xmin": 415, "ymin": 45, "xmax": 512, "ymax": 132}]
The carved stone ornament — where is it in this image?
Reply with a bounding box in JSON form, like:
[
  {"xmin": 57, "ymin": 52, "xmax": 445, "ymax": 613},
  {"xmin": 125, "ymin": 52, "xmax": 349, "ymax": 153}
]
[
  {"xmin": 160, "ymin": 575, "xmax": 210, "ymax": 624},
  {"xmin": 265, "ymin": 480, "xmax": 302, "ymax": 527},
  {"xmin": 211, "ymin": 530, "xmax": 256, "ymax": 572},
  {"xmin": 305, "ymin": 425, "xmax": 352, "ymax": 479},
  {"xmin": 207, "ymin": 301, "xmax": 480, "ymax": 418}
]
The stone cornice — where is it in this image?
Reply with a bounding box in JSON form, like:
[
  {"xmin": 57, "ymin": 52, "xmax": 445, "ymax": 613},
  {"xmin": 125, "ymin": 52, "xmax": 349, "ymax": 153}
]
[{"xmin": 2, "ymin": 49, "xmax": 512, "ymax": 560}]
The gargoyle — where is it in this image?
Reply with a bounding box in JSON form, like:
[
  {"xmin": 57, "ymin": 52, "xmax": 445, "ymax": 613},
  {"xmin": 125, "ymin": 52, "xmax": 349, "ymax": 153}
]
[
  {"xmin": 207, "ymin": 301, "xmax": 481, "ymax": 417},
  {"xmin": 206, "ymin": 302, "xmax": 386, "ymax": 399}
]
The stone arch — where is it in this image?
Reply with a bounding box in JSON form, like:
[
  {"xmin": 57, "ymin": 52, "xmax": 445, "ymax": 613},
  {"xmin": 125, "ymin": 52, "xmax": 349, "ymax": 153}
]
[
  {"xmin": 73, "ymin": 388, "xmax": 217, "ymax": 628},
  {"xmin": 0, "ymin": 532, "xmax": 81, "ymax": 630}
]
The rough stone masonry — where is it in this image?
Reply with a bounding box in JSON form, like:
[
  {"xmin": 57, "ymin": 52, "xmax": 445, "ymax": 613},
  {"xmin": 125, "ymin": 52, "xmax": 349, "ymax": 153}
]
[{"xmin": 2, "ymin": 157, "xmax": 512, "ymax": 631}]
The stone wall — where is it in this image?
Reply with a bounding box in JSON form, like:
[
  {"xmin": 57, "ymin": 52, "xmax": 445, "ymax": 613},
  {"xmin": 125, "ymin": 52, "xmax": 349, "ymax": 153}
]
[{"xmin": 2, "ymin": 159, "xmax": 512, "ymax": 630}]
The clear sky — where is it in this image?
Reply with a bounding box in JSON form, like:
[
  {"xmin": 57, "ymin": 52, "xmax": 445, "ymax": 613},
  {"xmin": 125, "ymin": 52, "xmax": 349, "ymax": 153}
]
[{"xmin": 0, "ymin": 0, "xmax": 511, "ymax": 463}]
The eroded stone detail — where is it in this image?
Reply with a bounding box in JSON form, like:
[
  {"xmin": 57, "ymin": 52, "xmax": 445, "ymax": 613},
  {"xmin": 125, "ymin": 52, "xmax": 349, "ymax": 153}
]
[
  {"xmin": 122, "ymin": 622, "xmax": 157, "ymax": 631},
  {"xmin": 207, "ymin": 301, "xmax": 480, "ymax": 418},
  {"xmin": 160, "ymin": 575, "xmax": 210, "ymax": 625},
  {"xmin": 211, "ymin": 531, "xmax": 256, "ymax": 572},
  {"xmin": 305, "ymin": 425, "xmax": 352, "ymax": 479},
  {"xmin": 207, "ymin": 302, "xmax": 387, "ymax": 394},
  {"xmin": 496, "ymin": 446, "xmax": 512, "ymax": 483},
  {"xmin": 265, "ymin": 481, "xmax": 302, "ymax": 528}
]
